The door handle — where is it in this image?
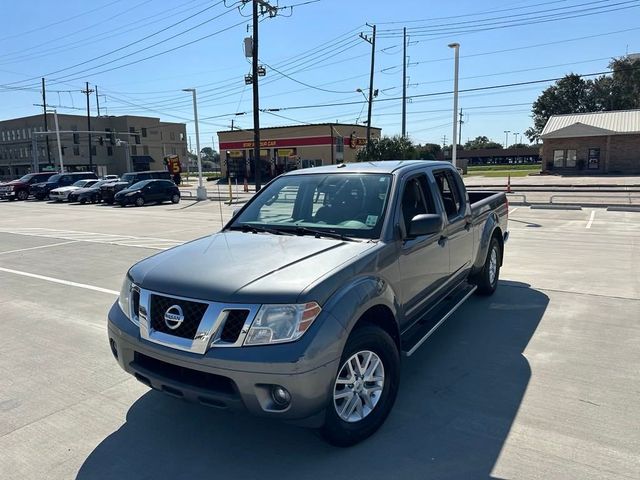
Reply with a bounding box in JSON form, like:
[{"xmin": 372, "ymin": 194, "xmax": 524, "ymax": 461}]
[
  {"xmin": 438, "ymin": 235, "xmax": 448, "ymax": 247},
  {"xmin": 464, "ymin": 221, "xmax": 472, "ymax": 231}
]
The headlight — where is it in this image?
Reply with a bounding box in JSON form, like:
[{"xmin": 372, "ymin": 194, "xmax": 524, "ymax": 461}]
[
  {"xmin": 118, "ymin": 275, "xmax": 133, "ymax": 319},
  {"xmin": 244, "ymin": 302, "xmax": 321, "ymax": 346}
]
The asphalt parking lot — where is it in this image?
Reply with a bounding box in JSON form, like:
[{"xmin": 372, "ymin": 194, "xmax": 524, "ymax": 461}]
[{"xmin": 0, "ymin": 199, "xmax": 638, "ymax": 479}]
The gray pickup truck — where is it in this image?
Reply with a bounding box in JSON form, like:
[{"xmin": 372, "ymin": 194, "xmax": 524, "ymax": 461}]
[{"xmin": 108, "ymin": 160, "xmax": 508, "ymax": 446}]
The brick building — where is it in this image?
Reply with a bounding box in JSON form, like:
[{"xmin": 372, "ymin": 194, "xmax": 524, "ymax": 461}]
[
  {"xmin": 0, "ymin": 114, "xmax": 187, "ymax": 179},
  {"xmin": 217, "ymin": 123, "xmax": 381, "ymax": 180},
  {"xmin": 540, "ymin": 110, "xmax": 640, "ymax": 174}
]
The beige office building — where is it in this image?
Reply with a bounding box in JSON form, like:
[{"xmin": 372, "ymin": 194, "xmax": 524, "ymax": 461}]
[{"xmin": 0, "ymin": 114, "xmax": 187, "ymax": 179}]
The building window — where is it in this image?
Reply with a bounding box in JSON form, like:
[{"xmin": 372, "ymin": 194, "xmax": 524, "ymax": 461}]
[
  {"xmin": 179, "ymin": 132, "xmax": 184, "ymax": 141},
  {"xmin": 1, "ymin": 131, "xmax": 4, "ymax": 141},
  {"xmin": 565, "ymin": 149, "xmax": 576, "ymax": 168},
  {"xmin": 73, "ymin": 131, "xmax": 80, "ymax": 144},
  {"xmin": 141, "ymin": 128, "xmax": 147, "ymax": 138},
  {"xmin": 73, "ymin": 146, "xmax": 80, "ymax": 156},
  {"xmin": 553, "ymin": 150, "xmax": 564, "ymax": 168},
  {"xmin": 170, "ymin": 132, "xmax": 175, "ymax": 141},
  {"xmin": 143, "ymin": 145, "xmax": 149, "ymax": 155},
  {"xmin": 131, "ymin": 145, "xmax": 137, "ymax": 155},
  {"xmin": 107, "ymin": 146, "xmax": 113, "ymax": 156},
  {"xmin": 588, "ymin": 148, "xmax": 600, "ymax": 169},
  {"xmin": 91, "ymin": 145, "xmax": 96, "ymax": 156},
  {"xmin": 335, "ymin": 136, "xmax": 344, "ymax": 153},
  {"xmin": 22, "ymin": 129, "xmax": 26, "ymax": 139}
]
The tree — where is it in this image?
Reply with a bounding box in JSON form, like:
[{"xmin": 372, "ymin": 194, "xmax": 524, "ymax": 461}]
[
  {"xmin": 356, "ymin": 135, "xmax": 418, "ymax": 161},
  {"xmin": 416, "ymin": 143, "xmax": 441, "ymax": 160},
  {"xmin": 464, "ymin": 136, "xmax": 502, "ymax": 150},
  {"xmin": 526, "ymin": 57, "xmax": 640, "ymax": 141},
  {"xmin": 508, "ymin": 143, "xmax": 529, "ymax": 149}
]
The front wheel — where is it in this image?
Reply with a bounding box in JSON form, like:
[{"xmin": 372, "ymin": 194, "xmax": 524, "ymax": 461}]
[
  {"xmin": 320, "ymin": 325, "xmax": 400, "ymax": 447},
  {"xmin": 474, "ymin": 236, "xmax": 501, "ymax": 295},
  {"xmin": 17, "ymin": 190, "xmax": 28, "ymax": 201}
]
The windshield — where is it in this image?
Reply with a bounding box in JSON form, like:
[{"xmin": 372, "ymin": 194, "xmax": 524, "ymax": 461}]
[
  {"xmin": 129, "ymin": 180, "xmax": 151, "ymax": 190},
  {"xmin": 73, "ymin": 180, "xmax": 89, "ymax": 187},
  {"xmin": 230, "ymin": 173, "xmax": 392, "ymax": 240},
  {"xmin": 121, "ymin": 173, "xmax": 137, "ymax": 183},
  {"xmin": 47, "ymin": 174, "xmax": 62, "ymax": 183},
  {"xmin": 90, "ymin": 180, "xmax": 109, "ymax": 188},
  {"xmin": 18, "ymin": 174, "xmax": 35, "ymax": 182}
]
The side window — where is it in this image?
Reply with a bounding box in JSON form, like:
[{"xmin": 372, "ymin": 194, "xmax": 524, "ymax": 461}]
[
  {"xmin": 434, "ymin": 171, "xmax": 463, "ymax": 219},
  {"xmin": 400, "ymin": 175, "xmax": 434, "ymax": 232}
]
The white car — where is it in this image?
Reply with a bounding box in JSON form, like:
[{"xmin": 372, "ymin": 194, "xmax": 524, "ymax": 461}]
[
  {"xmin": 49, "ymin": 179, "xmax": 99, "ymax": 202},
  {"xmin": 103, "ymin": 175, "xmax": 120, "ymax": 181}
]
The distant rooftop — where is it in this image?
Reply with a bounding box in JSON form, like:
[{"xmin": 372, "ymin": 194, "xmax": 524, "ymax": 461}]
[{"xmin": 541, "ymin": 109, "xmax": 640, "ymax": 139}]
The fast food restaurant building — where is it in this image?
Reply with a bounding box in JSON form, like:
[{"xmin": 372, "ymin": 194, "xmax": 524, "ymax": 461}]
[{"xmin": 217, "ymin": 123, "xmax": 381, "ymax": 180}]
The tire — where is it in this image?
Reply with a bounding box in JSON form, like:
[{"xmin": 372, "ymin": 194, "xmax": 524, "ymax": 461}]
[
  {"xmin": 171, "ymin": 194, "xmax": 180, "ymax": 204},
  {"xmin": 8, "ymin": 197, "xmax": 15, "ymax": 201},
  {"xmin": 80, "ymin": 198, "xmax": 87, "ymax": 204},
  {"xmin": 474, "ymin": 236, "xmax": 501, "ymax": 296},
  {"xmin": 320, "ymin": 325, "xmax": 400, "ymax": 447},
  {"xmin": 105, "ymin": 199, "xmax": 113, "ymax": 205},
  {"xmin": 17, "ymin": 190, "xmax": 28, "ymax": 201},
  {"xmin": 135, "ymin": 196, "xmax": 145, "ymax": 207},
  {"xmin": 35, "ymin": 195, "xmax": 44, "ymax": 201}
]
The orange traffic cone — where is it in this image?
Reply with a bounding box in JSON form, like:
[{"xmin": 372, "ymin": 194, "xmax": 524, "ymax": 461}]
[
  {"xmin": 506, "ymin": 174, "xmax": 512, "ymax": 193},
  {"xmin": 243, "ymin": 177, "xmax": 249, "ymax": 193}
]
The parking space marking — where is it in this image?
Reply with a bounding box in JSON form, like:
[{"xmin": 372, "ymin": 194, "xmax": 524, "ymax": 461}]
[
  {"xmin": 586, "ymin": 210, "xmax": 596, "ymax": 229},
  {"xmin": 0, "ymin": 266, "xmax": 119, "ymax": 295},
  {"xmin": 0, "ymin": 227, "xmax": 184, "ymax": 250},
  {"xmin": 509, "ymin": 207, "xmax": 519, "ymax": 215},
  {"xmin": 0, "ymin": 240, "xmax": 79, "ymax": 256}
]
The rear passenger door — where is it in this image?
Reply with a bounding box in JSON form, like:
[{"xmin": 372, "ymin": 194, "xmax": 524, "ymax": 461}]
[
  {"xmin": 396, "ymin": 173, "xmax": 450, "ymax": 324},
  {"xmin": 432, "ymin": 169, "xmax": 474, "ymax": 279}
]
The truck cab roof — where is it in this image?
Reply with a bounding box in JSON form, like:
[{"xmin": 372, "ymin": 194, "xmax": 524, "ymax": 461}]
[{"xmin": 281, "ymin": 160, "xmax": 453, "ymax": 177}]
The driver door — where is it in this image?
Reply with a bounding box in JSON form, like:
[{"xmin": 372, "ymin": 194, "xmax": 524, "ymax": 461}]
[{"xmin": 396, "ymin": 174, "xmax": 450, "ymax": 325}]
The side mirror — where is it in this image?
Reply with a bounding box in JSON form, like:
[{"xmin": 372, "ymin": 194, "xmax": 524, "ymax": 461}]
[
  {"xmin": 408, "ymin": 214, "xmax": 444, "ymax": 237},
  {"xmin": 232, "ymin": 208, "xmax": 240, "ymax": 217}
]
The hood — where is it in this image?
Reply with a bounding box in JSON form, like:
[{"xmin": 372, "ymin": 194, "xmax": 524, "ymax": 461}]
[
  {"xmin": 3, "ymin": 180, "xmax": 25, "ymax": 186},
  {"xmin": 130, "ymin": 231, "xmax": 375, "ymax": 304},
  {"xmin": 52, "ymin": 186, "xmax": 78, "ymax": 192},
  {"xmin": 31, "ymin": 182, "xmax": 48, "ymax": 189},
  {"xmin": 76, "ymin": 186, "xmax": 100, "ymax": 194}
]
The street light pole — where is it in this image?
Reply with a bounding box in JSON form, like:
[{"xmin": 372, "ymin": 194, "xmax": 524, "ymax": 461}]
[
  {"xmin": 448, "ymin": 42, "xmax": 460, "ymax": 169},
  {"xmin": 504, "ymin": 130, "xmax": 511, "ymax": 148},
  {"xmin": 183, "ymin": 88, "xmax": 207, "ymax": 200},
  {"xmin": 51, "ymin": 109, "xmax": 64, "ymax": 172}
]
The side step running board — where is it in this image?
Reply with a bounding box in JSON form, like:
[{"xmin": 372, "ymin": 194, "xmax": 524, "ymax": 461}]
[{"xmin": 401, "ymin": 283, "xmax": 477, "ymax": 357}]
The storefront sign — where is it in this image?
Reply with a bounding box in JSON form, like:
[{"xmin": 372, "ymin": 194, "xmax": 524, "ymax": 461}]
[
  {"xmin": 220, "ymin": 135, "xmax": 333, "ymax": 150},
  {"xmin": 278, "ymin": 148, "xmax": 295, "ymax": 157},
  {"xmin": 228, "ymin": 150, "xmax": 243, "ymax": 157}
]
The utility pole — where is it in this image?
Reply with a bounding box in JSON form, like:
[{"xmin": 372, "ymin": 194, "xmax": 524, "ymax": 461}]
[
  {"xmin": 402, "ymin": 27, "xmax": 407, "ymax": 138},
  {"xmin": 504, "ymin": 130, "xmax": 510, "ymax": 148},
  {"xmin": 448, "ymin": 42, "xmax": 460, "ymax": 169},
  {"xmin": 231, "ymin": 118, "xmax": 235, "ymax": 130},
  {"xmin": 42, "ymin": 78, "xmax": 51, "ymax": 165},
  {"xmin": 95, "ymin": 86, "xmax": 100, "ymax": 117},
  {"xmin": 458, "ymin": 109, "xmax": 464, "ymax": 147},
  {"xmin": 82, "ymin": 82, "xmax": 95, "ymax": 170},
  {"xmin": 360, "ymin": 24, "xmax": 376, "ymax": 152}
]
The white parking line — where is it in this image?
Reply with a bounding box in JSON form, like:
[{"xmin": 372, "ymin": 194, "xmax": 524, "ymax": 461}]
[
  {"xmin": 0, "ymin": 267, "xmax": 119, "ymax": 295},
  {"xmin": 0, "ymin": 241, "xmax": 79, "ymax": 256},
  {"xmin": 509, "ymin": 207, "xmax": 519, "ymax": 215},
  {"xmin": 0, "ymin": 228, "xmax": 183, "ymax": 250},
  {"xmin": 586, "ymin": 210, "xmax": 596, "ymax": 229}
]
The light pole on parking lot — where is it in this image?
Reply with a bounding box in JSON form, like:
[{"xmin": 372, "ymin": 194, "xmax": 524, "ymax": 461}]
[
  {"xmin": 183, "ymin": 88, "xmax": 207, "ymax": 201},
  {"xmin": 116, "ymin": 139, "xmax": 132, "ymax": 172},
  {"xmin": 46, "ymin": 109, "xmax": 64, "ymax": 172},
  {"xmin": 448, "ymin": 42, "xmax": 460, "ymax": 169}
]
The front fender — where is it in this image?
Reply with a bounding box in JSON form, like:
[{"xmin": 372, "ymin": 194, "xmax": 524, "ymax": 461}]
[{"xmin": 322, "ymin": 274, "xmax": 402, "ymax": 336}]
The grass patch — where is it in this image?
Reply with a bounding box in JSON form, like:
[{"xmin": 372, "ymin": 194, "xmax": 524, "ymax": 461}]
[{"xmin": 466, "ymin": 169, "xmax": 538, "ymax": 177}]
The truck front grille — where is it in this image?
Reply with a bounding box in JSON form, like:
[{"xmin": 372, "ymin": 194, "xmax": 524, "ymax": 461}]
[
  {"xmin": 219, "ymin": 310, "xmax": 250, "ymax": 343},
  {"xmin": 149, "ymin": 294, "xmax": 208, "ymax": 339}
]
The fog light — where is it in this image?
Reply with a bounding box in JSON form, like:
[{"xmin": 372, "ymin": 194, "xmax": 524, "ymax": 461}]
[
  {"xmin": 109, "ymin": 338, "xmax": 118, "ymax": 359},
  {"xmin": 271, "ymin": 385, "xmax": 291, "ymax": 407}
]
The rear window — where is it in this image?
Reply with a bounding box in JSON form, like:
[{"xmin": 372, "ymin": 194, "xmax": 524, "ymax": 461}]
[{"xmin": 47, "ymin": 174, "xmax": 62, "ymax": 183}]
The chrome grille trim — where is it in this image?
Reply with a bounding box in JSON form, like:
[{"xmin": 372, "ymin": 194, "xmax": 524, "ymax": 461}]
[{"xmin": 136, "ymin": 287, "xmax": 259, "ymax": 354}]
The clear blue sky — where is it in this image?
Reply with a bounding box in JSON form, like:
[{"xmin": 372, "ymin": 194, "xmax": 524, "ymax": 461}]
[{"xmin": 1, "ymin": 0, "xmax": 638, "ymax": 150}]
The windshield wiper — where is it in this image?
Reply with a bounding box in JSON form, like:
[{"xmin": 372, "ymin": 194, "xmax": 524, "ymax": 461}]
[
  {"xmin": 228, "ymin": 224, "xmax": 294, "ymax": 236},
  {"xmin": 292, "ymin": 226, "xmax": 359, "ymax": 242}
]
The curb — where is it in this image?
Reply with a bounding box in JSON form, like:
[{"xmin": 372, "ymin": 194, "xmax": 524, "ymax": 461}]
[
  {"xmin": 530, "ymin": 204, "xmax": 582, "ymax": 210},
  {"xmin": 606, "ymin": 206, "xmax": 640, "ymax": 212}
]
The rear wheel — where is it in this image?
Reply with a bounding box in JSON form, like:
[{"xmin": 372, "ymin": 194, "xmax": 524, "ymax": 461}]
[
  {"xmin": 320, "ymin": 325, "xmax": 400, "ymax": 447},
  {"xmin": 135, "ymin": 196, "xmax": 145, "ymax": 207},
  {"xmin": 171, "ymin": 194, "xmax": 180, "ymax": 204},
  {"xmin": 474, "ymin": 236, "xmax": 501, "ymax": 295},
  {"xmin": 17, "ymin": 190, "xmax": 28, "ymax": 201},
  {"xmin": 80, "ymin": 198, "xmax": 87, "ymax": 204}
]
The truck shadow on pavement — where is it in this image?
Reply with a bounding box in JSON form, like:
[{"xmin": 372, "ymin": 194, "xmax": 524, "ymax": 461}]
[{"xmin": 77, "ymin": 280, "xmax": 547, "ymax": 480}]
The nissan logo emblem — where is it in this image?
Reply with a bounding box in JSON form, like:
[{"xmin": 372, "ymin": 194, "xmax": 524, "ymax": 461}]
[{"xmin": 164, "ymin": 305, "xmax": 185, "ymax": 330}]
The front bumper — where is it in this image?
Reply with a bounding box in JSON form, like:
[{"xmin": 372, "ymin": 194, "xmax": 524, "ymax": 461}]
[
  {"xmin": 0, "ymin": 190, "xmax": 15, "ymax": 199},
  {"xmin": 50, "ymin": 192, "xmax": 69, "ymax": 201},
  {"xmin": 107, "ymin": 302, "xmax": 344, "ymax": 426}
]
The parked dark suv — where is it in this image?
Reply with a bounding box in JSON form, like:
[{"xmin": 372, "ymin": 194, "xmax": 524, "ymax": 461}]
[
  {"xmin": 31, "ymin": 172, "xmax": 98, "ymax": 200},
  {"xmin": 114, "ymin": 179, "xmax": 180, "ymax": 207},
  {"xmin": 100, "ymin": 170, "xmax": 172, "ymax": 204},
  {"xmin": 0, "ymin": 172, "xmax": 56, "ymax": 201}
]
